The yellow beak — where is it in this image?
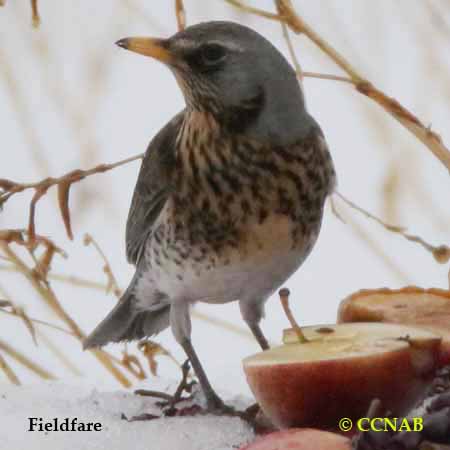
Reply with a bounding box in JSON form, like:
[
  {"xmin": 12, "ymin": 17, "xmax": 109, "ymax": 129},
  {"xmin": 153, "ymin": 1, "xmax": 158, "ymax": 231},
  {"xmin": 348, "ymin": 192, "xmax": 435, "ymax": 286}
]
[{"xmin": 115, "ymin": 37, "xmax": 173, "ymax": 64}]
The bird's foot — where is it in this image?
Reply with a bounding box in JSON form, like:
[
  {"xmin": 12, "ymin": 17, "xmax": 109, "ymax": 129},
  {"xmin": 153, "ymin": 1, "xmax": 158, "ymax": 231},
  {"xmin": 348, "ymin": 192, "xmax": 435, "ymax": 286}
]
[
  {"xmin": 204, "ymin": 393, "xmax": 235, "ymax": 415},
  {"xmin": 134, "ymin": 360, "xmax": 196, "ymax": 410}
]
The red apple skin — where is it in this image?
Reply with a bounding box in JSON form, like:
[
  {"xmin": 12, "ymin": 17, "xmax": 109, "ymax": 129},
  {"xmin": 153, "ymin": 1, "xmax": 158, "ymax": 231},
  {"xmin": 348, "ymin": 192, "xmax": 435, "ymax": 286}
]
[
  {"xmin": 338, "ymin": 287, "xmax": 450, "ymax": 367},
  {"xmin": 244, "ymin": 346, "xmax": 435, "ymax": 430},
  {"xmin": 439, "ymin": 343, "xmax": 450, "ymax": 367},
  {"xmin": 239, "ymin": 429, "xmax": 350, "ymax": 450}
]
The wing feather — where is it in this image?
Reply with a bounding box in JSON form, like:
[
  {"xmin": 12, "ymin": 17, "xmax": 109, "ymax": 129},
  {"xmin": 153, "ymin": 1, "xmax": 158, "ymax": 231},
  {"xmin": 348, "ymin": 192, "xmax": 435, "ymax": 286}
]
[{"xmin": 125, "ymin": 111, "xmax": 184, "ymax": 264}]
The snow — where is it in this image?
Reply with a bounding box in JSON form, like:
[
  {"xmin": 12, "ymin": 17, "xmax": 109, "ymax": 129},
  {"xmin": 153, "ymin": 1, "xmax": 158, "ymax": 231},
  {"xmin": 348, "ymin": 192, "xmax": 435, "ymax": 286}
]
[{"xmin": 0, "ymin": 381, "xmax": 254, "ymax": 450}]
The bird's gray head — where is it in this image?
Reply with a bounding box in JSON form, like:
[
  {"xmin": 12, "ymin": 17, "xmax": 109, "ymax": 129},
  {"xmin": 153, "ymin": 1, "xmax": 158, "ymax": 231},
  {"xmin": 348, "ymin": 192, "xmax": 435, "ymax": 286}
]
[{"xmin": 117, "ymin": 21, "xmax": 313, "ymax": 145}]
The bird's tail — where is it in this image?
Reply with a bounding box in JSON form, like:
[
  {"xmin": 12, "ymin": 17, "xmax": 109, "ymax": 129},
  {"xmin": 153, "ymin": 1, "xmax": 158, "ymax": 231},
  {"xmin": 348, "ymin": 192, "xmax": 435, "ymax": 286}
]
[{"xmin": 83, "ymin": 284, "xmax": 170, "ymax": 349}]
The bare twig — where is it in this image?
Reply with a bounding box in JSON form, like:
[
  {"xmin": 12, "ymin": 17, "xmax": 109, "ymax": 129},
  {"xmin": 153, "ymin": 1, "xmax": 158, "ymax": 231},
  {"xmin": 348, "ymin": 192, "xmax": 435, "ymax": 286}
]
[{"xmin": 0, "ymin": 153, "xmax": 143, "ymax": 243}]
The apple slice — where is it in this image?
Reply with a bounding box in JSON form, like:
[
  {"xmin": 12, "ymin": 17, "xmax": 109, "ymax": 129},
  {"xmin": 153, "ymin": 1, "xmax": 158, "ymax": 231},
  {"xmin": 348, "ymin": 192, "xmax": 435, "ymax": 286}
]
[
  {"xmin": 239, "ymin": 429, "xmax": 350, "ymax": 450},
  {"xmin": 243, "ymin": 323, "xmax": 440, "ymax": 430},
  {"xmin": 338, "ymin": 287, "xmax": 450, "ymax": 366}
]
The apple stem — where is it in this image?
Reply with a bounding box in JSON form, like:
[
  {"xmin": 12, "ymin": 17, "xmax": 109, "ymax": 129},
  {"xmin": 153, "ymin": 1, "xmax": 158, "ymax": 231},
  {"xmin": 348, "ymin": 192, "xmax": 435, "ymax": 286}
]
[{"xmin": 278, "ymin": 288, "xmax": 309, "ymax": 343}]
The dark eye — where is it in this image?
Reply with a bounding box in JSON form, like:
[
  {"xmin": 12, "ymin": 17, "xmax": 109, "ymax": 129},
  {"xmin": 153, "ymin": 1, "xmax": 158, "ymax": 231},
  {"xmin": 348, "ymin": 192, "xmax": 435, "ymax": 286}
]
[{"xmin": 200, "ymin": 43, "xmax": 227, "ymax": 66}]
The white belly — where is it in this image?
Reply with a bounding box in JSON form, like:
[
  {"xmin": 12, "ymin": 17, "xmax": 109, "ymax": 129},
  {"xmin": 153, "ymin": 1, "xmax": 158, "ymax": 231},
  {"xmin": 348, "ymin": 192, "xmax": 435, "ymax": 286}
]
[{"xmin": 135, "ymin": 214, "xmax": 318, "ymax": 308}]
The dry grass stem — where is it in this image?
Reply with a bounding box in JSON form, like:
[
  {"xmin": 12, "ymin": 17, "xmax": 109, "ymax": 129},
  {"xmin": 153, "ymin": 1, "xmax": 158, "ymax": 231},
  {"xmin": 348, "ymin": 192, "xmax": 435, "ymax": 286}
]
[
  {"xmin": 37, "ymin": 331, "xmax": 83, "ymax": 376},
  {"xmin": 278, "ymin": 288, "xmax": 308, "ymax": 343},
  {"xmin": 224, "ymin": 0, "xmax": 281, "ymax": 20},
  {"xmin": 0, "ymin": 304, "xmax": 75, "ymax": 337},
  {"xmin": 335, "ymin": 192, "xmax": 450, "ymax": 264},
  {"xmin": 83, "ymin": 233, "xmax": 122, "ymax": 298},
  {"xmin": 31, "ymin": 0, "xmax": 40, "ymax": 27},
  {"xmin": 175, "ymin": 0, "xmax": 186, "ymax": 30},
  {"xmin": 0, "ymin": 263, "xmax": 109, "ymax": 298},
  {"xmin": 0, "ymin": 337, "xmax": 56, "ymax": 380},
  {"xmin": 0, "ymin": 241, "xmax": 132, "ymax": 387},
  {"xmin": 336, "ymin": 209, "xmax": 411, "ymax": 283},
  {"xmin": 0, "ymin": 353, "xmax": 20, "ymax": 385},
  {"xmin": 0, "ymin": 152, "xmax": 143, "ymax": 243},
  {"xmin": 138, "ymin": 340, "xmax": 179, "ymax": 376},
  {"xmin": 303, "ymin": 71, "xmax": 354, "ymax": 84},
  {"xmin": 0, "ymin": 300, "xmax": 38, "ymax": 345},
  {"xmin": 120, "ymin": 351, "xmax": 146, "ymax": 380},
  {"xmin": 279, "ymin": 17, "xmax": 303, "ymax": 81}
]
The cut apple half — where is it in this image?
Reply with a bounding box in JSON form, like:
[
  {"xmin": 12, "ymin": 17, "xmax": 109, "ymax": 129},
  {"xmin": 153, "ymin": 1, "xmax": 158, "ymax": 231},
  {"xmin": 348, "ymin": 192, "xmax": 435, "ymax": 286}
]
[
  {"xmin": 338, "ymin": 287, "xmax": 450, "ymax": 366},
  {"xmin": 239, "ymin": 429, "xmax": 350, "ymax": 450},
  {"xmin": 243, "ymin": 323, "xmax": 440, "ymax": 430}
]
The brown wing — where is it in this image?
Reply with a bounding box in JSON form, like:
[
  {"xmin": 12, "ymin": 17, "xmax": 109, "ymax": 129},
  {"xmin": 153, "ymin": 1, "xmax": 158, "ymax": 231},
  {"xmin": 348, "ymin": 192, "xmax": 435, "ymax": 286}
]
[{"xmin": 126, "ymin": 111, "xmax": 184, "ymax": 265}]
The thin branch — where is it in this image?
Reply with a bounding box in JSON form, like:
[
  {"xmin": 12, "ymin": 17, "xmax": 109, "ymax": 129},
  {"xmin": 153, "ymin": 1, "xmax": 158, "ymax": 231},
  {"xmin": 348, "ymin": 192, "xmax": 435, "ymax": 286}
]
[{"xmin": 0, "ymin": 152, "xmax": 143, "ymax": 243}]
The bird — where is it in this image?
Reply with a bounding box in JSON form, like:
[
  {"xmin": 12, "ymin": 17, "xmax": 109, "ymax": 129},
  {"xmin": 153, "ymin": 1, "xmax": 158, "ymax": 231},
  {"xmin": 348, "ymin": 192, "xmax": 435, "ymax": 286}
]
[{"xmin": 84, "ymin": 21, "xmax": 336, "ymax": 413}]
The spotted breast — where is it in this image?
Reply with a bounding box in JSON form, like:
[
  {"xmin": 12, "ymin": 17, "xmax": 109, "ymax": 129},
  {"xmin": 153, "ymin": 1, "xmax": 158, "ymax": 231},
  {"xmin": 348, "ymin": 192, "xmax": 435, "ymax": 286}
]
[{"xmin": 136, "ymin": 110, "xmax": 336, "ymax": 307}]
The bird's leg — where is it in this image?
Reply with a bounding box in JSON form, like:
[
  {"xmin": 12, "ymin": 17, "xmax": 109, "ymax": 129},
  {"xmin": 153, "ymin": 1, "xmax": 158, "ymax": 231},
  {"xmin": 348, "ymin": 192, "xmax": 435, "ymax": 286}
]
[
  {"xmin": 248, "ymin": 323, "xmax": 270, "ymax": 351},
  {"xmin": 240, "ymin": 300, "xmax": 270, "ymax": 351},
  {"xmin": 180, "ymin": 338, "xmax": 230, "ymax": 411},
  {"xmin": 171, "ymin": 302, "xmax": 232, "ymax": 413}
]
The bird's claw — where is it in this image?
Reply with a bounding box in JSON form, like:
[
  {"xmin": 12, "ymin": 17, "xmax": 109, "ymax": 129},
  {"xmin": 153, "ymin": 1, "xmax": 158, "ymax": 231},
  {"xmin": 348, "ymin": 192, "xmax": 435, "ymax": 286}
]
[{"xmin": 205, "ymin": 394, "xmax": 235, "ymax": 415}]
